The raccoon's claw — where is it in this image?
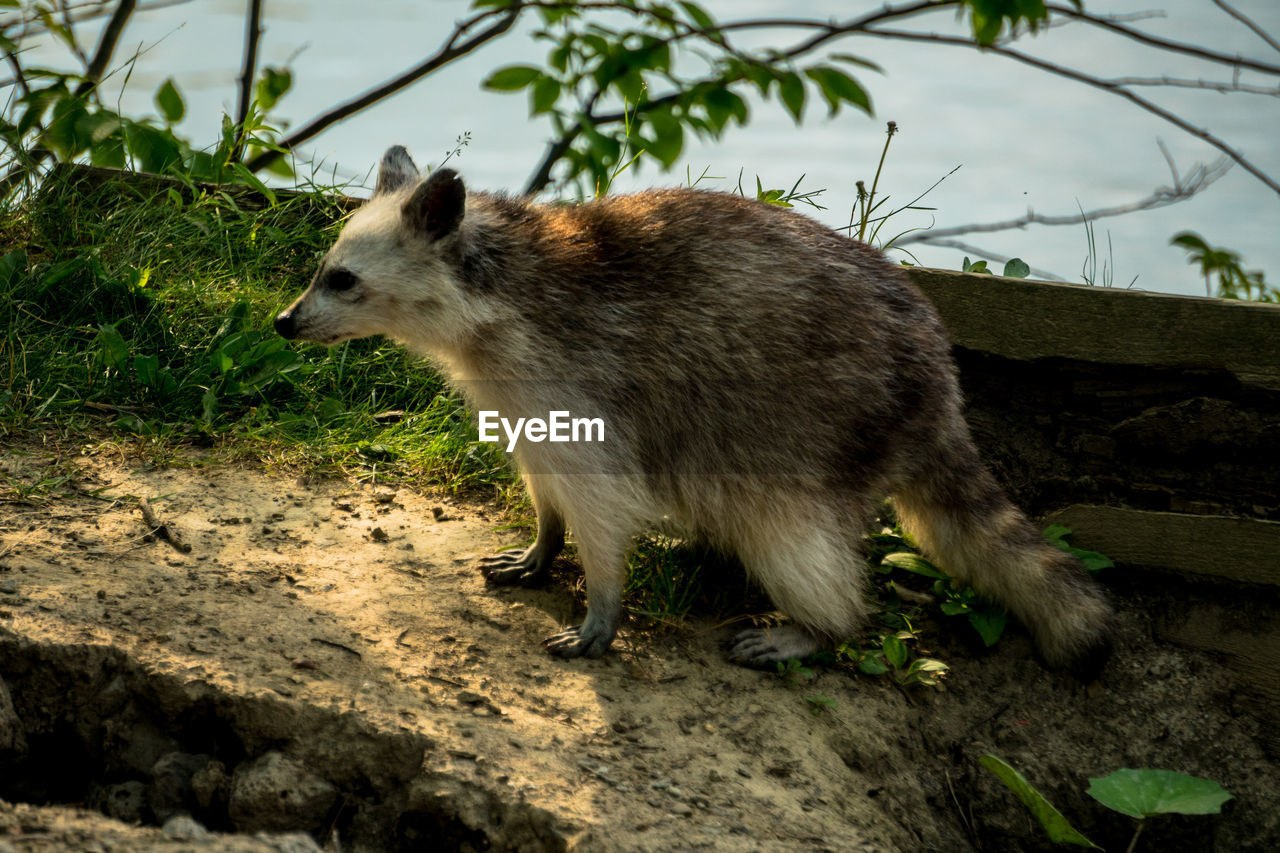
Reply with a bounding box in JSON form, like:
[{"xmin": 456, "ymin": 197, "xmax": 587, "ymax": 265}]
[
  {"xmin": 543, "ymin": 624, "xmax": 612, "ymax": 659},
  {"xmin": 728, "ymin": 626, "xmax": 821, "ymax": 667},
  {"xmin": 479, "ymin": 548, "xmax": 550, "ymax": 587}
]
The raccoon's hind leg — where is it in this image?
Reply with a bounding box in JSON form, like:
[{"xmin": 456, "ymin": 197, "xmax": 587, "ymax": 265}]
[
  {"xmin": 729, "ymin": 518, "xmax": 869, "ymax": 667},
  {"xmin": 480, "ymin": 478, "xmax": 563, "ymax": 587}
]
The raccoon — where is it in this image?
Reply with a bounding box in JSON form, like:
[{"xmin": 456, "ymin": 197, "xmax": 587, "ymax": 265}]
[{"xmin": 275, "ymin": 146, "xmax": 1114, "ymax": 673}]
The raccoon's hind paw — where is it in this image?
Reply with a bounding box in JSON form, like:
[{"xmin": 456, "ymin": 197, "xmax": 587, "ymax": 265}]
[
  {"xmin": 480, "ymin": 548, "xmax": 551, "ymax": 587},
  {"xmin": 728, "ymin": 626, "xmax": 821, "ymax": 668},
  {"xmin": 543, "ymin": 623, "xmax": 613, "ymax": 659}
]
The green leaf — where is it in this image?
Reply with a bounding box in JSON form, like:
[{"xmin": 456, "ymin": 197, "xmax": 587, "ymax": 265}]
[
  {"xmin": 881, "ymin": 551, "xmax": 947, "ymax": 579},
  {"xmin": 255, "ymin": 67, "xmax": 292, "ymax": 111},
  {"xmin": 1087, "ymin": 769, "xmax": 1233, "ymax": 819},
  {"xmin": 776, "ymin": 70, "xmax": 805, "ymax": 122},
  {"xmin": 882, "ymin": 634, "xmax": 908, "ymax": 669},
  {"xmin": 96, "ymin": 324, "xmax": 131, "ymax": 371},
  {"xmin": 678, "ymin": 1, "xmax": 718, "ymax": 33},
  {"xmin": 0, "ymin": 250, "xmax": 27, "ymax": 289},
  {"xmin": 133, "ymin": 353, "xmax": 160, "ymax": 388},
  {"xmin": 857, "ymin": 654, "xmax": 888, "ymax": 675},
  {"xmin": 531, "ymin": 75, "xmax": 561, "ymax": 114},
  {"xmin": 154, "ymin": 78, "xmax": 185, "ymax": 124},
  {"xmin": 980, "ymin": 755, "xmax": 1101, "ymax": 848},
  {"xmin": 1003, "ymin": 258, "xmax": 1031, "ymax": 278},
  {"xmin": 968, "ymin": 609, "xmax": 1007, "ymax": 646},
  {"xmin": 804, "ymin": 66, "xmax": 871, "ymax": 116},
  {"xmin": 483, "ymin": 65, "xmax": 542, "ymax": 91}
]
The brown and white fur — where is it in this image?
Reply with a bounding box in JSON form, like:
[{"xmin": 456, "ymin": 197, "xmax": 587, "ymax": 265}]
[{"xmin": 276, "ymin": 146, "xmax": 1114, "ymax": 673}]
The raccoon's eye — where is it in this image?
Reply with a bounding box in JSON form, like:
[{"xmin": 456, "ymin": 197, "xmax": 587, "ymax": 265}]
[{"xmin": 324, "ymin": 268, "xmax": 358, "ymax": 292}]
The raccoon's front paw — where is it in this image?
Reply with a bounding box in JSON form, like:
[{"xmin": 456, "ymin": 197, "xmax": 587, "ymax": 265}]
[
  {"xmin": 728, "ymin": 626, "xmax": 821, "ymax": 668},
  {"xmin": 543, "ymin": 624, "xmax": 613, "ymax": 659},
  {"xmin": 479, "ymin": 547, "xmax": 550, "ymax": 587}
]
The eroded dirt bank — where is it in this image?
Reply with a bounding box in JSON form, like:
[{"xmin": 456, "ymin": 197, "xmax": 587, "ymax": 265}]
[{"xmin": 0, "ymin": 447, "xmax": 1276, "ymax": 852}]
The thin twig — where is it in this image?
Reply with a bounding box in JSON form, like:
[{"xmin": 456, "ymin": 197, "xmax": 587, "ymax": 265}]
[
  {"xmin": 910, "ymin": 239, "xmax": 1067, "ymax": 281},
  {"xmin": 898, "ymin": 156, "xmax": 1231, "ymax": 247},
  {"xmin": 1046, "ymin": 3, "xmax": 1280, "ymax": 76},
  {"xmin": 244, "ymin": 4, "xmax": 519, "ymax": 174},
  {"xmin": 138, "ymin": 496, "xmax": 192, "ymax": 554},
  {"xmin": 1211, "ymin": 0, "xmax": 1280, "ymax": 55},
  {"xmin": 1103, "ymin": 75, "xmax": 1280, "ymax": 96},
  {"xmin": 863, "ymin": 27, "xmax": 1280, "ymax": 195},
  {"xmin": 231, "ymin": 0, "xmax": 263, "ymax": 162},
  {"xmin": 57, "ymin": 0, "xmax": 92, "ymax": 69}
]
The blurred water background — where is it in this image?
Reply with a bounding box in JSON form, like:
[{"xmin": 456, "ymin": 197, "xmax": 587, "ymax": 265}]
[{"xmin": 21, "ymin": 0, "xmax": 1280, "ymax": 295}]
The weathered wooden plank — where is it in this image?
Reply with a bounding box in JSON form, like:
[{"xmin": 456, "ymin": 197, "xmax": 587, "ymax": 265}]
[
  {"xmin": 908, "ymin": 268, "xmax": 1280, "ymax": 390},
  {"xmin": 1044, "ymin": 504, "xmax": 1280, "ymax": 587}
]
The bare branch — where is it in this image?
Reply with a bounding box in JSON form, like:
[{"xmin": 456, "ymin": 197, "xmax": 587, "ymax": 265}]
[
  {"xmin": 1211, "ymin": 0, "xmax": 1280, "ymax": 55},
  {"xmin": 232, "ymin": 0, "xmax": 263, "ymax": 162},
  {"xmin": 863, "ymin": 27, "xmax": 1280, "ymax": 196},
  {"xmin": 3, "ymin": 50, "xmax": 30, "ymax": 98},
  {"xmin": 1102, "ymin": 75, "xmax": 1280, "ymax": 96},
  {"xmin": 57, "ymin": 0, "xmax": 92, "ymax": 69},
  {"xmin": 76, "ymin": 0, "xmax": 136, "ymax": 96},
  {"xmin": 1045, "ymin": 3, "xmax": 1280, "ymax": 76},
  {"xmin": 897, "ymin": 153, "xmax": 1233, "ymax": 247},
  {"xmin": 245, "ymin": 5, "xmax": 520, "ymax": 174}
]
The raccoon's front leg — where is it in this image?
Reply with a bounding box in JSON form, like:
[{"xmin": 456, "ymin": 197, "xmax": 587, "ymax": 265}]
[
  {"xmin": 480, "ymin": 507, "xmax": 564, "ymax": 588},
  {"xmin": 542, "ymin": 527, "xmax": 626, "ymax": 659}
]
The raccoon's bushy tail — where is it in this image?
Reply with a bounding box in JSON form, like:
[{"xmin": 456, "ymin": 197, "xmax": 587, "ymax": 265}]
[{"xmin": 893, "ymin": 437, "xmax": 1115, "ymax": 675}]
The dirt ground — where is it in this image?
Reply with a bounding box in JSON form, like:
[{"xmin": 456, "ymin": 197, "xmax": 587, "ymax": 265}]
[{"xmin": 0, "ymin": 444, "xmax": 1276, "ymax": 852}]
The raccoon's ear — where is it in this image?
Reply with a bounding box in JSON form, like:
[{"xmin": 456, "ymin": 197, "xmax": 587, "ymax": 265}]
[
  {"xmin": 404, "ymin": 168, "xmax": 466, "ymax": 241},
  {"xmin": 375, "ymin": 145, "xmax": 419, "ymax": 196}
]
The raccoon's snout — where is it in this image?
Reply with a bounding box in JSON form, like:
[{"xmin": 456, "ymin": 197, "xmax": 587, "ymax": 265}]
[{"xmin": 274, "ymin": 310, "xmax": 298, "ymax": 340}]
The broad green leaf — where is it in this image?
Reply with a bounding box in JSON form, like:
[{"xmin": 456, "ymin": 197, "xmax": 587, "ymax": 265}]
[
  {"xmin": 678, "ymin": 1, "xmax": 717, "ymax": 33},
  {"xmin": 531, "ymin": 75, "xmax": 561, "ymax": 114},
  {"xmin": 776, "ymin": 70, "xmax": 805, "ymax": 122},
  {"xmin": 1087, "ymin": 769, "xmax": 1233, "ymax": 819},
  {"xmin": 155, "ymin": 78, "xmax": 185, "ymax": 123},
  {"xmin": 980, "ymin": 755, "xmax": 1101, "ymax": 848},
  {"xmin": 882, "ymin": 634, "xmax": 908, "ymax": 669},
  {"xmin": 133, "ymin": 354, "xmax": 160, "ymax": 388},
  {"xmin": 255, "ymin": 67, "xmax": 292, "ymax": 111},
  {"xmin": 804, "ymin": 66, "xmax": 871, "ymax": 116},
  {"xmin": 96, "ymin": 325, "xmax": 131, "ymax": 371},
  {"xmin": 968, "ymin": 609, "xmax": 1006, "ymax": 646},
  {"xmin": 857, "ymin": 654, "xmax": 888, "ymax": 675},
  {"xmin": 881, "ymin": 551, "xmax": 947, "ymax": 579},
  {"xmin": 1003, "ymin": 258, "xmax": 1031, "ymax": 278},
  {"xmin": 0, "ymin": 250, "xmax": 27, "ymax": 288},
  {"xmin": 483, "ymin": 65, "xmax": 542, "ymax": 91}
]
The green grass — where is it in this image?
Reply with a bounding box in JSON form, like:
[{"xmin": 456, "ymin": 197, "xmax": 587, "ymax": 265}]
[{"xmin": 0, "ymin": 166, "xmax": 513, "ymax": 495}]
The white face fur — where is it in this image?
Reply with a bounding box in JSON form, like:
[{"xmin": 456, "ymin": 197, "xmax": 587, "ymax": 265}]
[{"xmin": 274, "ymin": 147, "xmax": 470, "ymax": 350}]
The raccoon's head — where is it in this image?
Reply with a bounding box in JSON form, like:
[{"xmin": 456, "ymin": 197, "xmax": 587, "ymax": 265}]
[{"xmin": 275, "ymin": 146, "xmax": 471, "ymax": 349}]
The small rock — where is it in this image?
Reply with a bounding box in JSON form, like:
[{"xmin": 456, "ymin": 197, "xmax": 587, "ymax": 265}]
[
  {"xmin": 256, "ymin": 832, "xmax": 323, "ymax": 853},
  {"xmin": 162, "ymin": 814, "xmax": 211, "ymax": 841},
  {"xmin": 370, "ymin": 527, "xmax": 389, "ymax": 542},
  {"xmin": 373, "ymin": 490, "xmax": 398, "ymax": 504},
  {"xmin": 88, "ymin": 780, "xmax": 149, "ymax": 824},
  {"xmin": 0, "ymin": 580, "xmax": 17, "ymax": 595},
  {"xmin": 229, "ymin": 752, "xmax": 337, "ymax": 835}
]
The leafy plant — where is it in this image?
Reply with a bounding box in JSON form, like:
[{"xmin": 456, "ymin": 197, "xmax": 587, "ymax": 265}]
[
  {"xmin": 878, "ymin": 549, "xmax": 1008, "ymax": 648},
  {"xmin": 804, "ymin": 694, "xmax": 837, "ymax": 715},
  {"xmin": 1044, "ymin": 525, "xmax": 1115, "ymax": 574},
  {"xmin": 980, "ymin": 754, "xmax": 1101, "ymax": 849},
  {"xmin": 962, "ymin": 256, "xmax": 1031, "ymax": 279},
  {"xmin": 982, "ymin": 755, "xmax": 1233, "ymax": 852},
  {"xmin": 1171, "ymin": 232, "xmax": 1277, "ymax": 302}
]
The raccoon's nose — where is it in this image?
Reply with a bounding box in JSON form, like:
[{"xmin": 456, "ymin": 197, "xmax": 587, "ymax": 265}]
[{"xmin": 274, "ymin": 311, "xmax": 298, "ymax": 339}]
